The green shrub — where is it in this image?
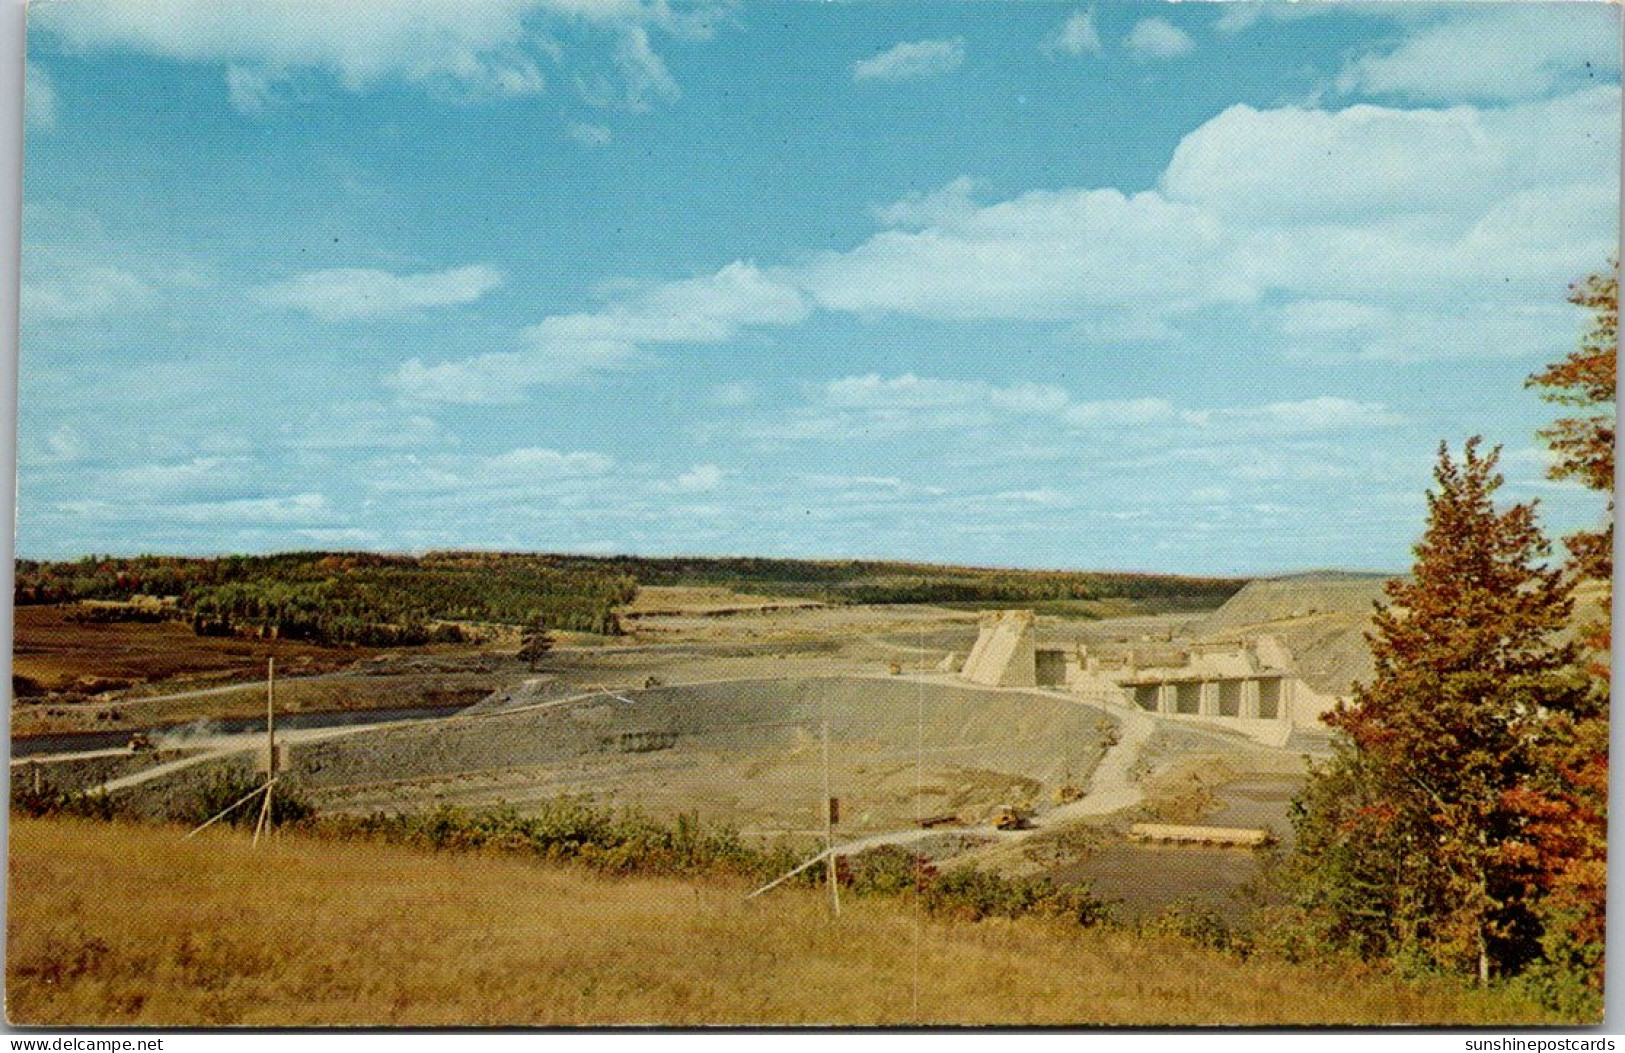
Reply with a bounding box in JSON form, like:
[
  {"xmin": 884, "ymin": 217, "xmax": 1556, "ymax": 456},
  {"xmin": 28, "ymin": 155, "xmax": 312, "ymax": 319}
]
[
  {"xmin": 10, "ymin": 775, "xmax": 121, "ymax": 821},
  {"xmin": 1140, "ymin": 900, "xmax": 1251, "ymax": 957},
  {"xmin": 186, "ymin": 772, "xmax": 312, "ymax": 829}
]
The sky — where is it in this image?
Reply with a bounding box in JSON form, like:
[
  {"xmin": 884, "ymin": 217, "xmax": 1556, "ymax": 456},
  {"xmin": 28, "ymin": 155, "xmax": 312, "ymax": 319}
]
[{"xmin": 15, "ymin": 0, "xmax": 1621, "ymax": 575}]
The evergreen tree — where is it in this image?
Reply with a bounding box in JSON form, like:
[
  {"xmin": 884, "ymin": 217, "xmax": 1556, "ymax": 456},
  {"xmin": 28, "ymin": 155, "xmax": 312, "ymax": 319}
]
[
  {"xmin": 518, "ymin": 617, "xmax": 555, "ymax": 671},
  {"xmin": 1288, "ymin": 439, "xmax": 1587, "ymax": 982}
]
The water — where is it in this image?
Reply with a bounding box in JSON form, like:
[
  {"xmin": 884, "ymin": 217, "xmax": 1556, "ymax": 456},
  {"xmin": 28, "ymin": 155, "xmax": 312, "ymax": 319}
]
[{"xmin": 1051, "ymin": 773, "xmax": 1303, "ymax": 921}]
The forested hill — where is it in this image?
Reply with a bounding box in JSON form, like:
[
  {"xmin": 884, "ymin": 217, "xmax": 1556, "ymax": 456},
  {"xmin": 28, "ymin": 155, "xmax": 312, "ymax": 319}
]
[
  {"xmin": 517, "ymin": 553, "xmax": 1246, "ymax": 608},
  {"xmin": 13, "ymin": 551, "xmax": 1247, "ymax": 645}
]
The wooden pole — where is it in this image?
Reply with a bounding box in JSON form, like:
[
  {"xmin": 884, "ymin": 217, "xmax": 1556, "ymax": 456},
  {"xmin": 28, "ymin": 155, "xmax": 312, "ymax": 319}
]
[
  {"xmin": 186, "ymin": 779, "xmax": 274, "ymax": 841},
  {"xmin": 822, "ymin": 719, "xmax": 840, "ymax": 916},
  {"xmin": 267, "ymin": 657, "xmax": 276, "ymax": 765},
  {"xmin": 251, "ymin": 781, "xmax": 273, "ymax": 846},
  {"xmin": 253, "ymin": 657, "xmax": 276, "ymax": 847},
  {"xmin": 745, "ymin": 847, "xmax": 832, "ymax": 900}
]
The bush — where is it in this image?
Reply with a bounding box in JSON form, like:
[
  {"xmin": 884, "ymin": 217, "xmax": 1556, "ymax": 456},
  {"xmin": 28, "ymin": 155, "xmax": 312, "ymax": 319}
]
[
  {"xmin": 1140, "ymin": 900, "xmax": 1251, "ymax": 957},
  {"xmin": 186, "ymin": 772, "xmax": 313, "ymax": 829},
  {"xmin": 11, "ymin": 774, "xmax": 122, "ymax": 821},
  {"xmin": 841, "ymin": 845, "xmax": 936, "ymax": 897},
  {"xmin": 920, "ymin": 867, "xmax": 1109, "ymax": 926},
  {"xmin": 317, "ymin": 799, "xmax": 1112, "ymax": 929}
]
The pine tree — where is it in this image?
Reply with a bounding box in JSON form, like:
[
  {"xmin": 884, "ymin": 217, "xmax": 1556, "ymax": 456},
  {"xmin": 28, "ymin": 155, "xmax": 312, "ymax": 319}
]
[
  {"xmin": 1288, "ymin": 439, "xmax": 1586, "ymax": 982},
  {"xmin": 517, "ymin": 617, "xmax": 555, "ymax": 671}
]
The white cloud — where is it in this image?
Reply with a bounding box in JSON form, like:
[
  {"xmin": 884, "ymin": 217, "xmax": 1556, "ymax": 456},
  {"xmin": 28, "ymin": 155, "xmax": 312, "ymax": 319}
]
[
  {"xmin": 824, "ymin": 373, "xmax": 1070, "ymax": 415},
  {"xmin": 1046, "ymin": 10, "xmax": 1102, "ymax": 57},
  {"xmin": 852, "ymin": 38, "xmax": 965, "ymax": 82},
  {"xmin": 797, "ymin": 88, "xmax": 1616, "ymax": 348},
  {"xmin": 104, "ymin": 492, "xmax": 337, "ymax": 526},
  {"xmin": 568, "ymin": 122, "xmax": 613, "ymax": 146},
  {"xmin": 25, "ymin": 66, "xmax": 57, "ymax": 128},
  {"xmin": 611, "ymin": 24, "xmax": 679, "ymax": 108},
  {"xmin": 377, "ymin": 86, "xmax": 1616, "ymax": 407},
  {"xmin": 1196, "ymin": 397, "xmax": 1404, "ymax": 435},
  {"xmin": 22, "ymin": 265, "xmax": 154, "ymax": 322},
  {"xmin": 258, "ymin": 264, "xmax": 504, "ymax": 319},
  {"xmin": 1163, "ymin": 88, "xmax": 1616, "ymax": 225},
  {"xmin": 286, "ymin": 401, "xmax": 450, "ymax": 450},
  {"xmin": 34, "ymin": 427, "xmax": 87, "ymax": 465},
  {"xmin": 194, "ymin": 493, "xmax": 334, "ymax": 524},
  {"xmin": 1062, "ymin": 398, "xmax": 1179, "ymax": 428},
  {"xmin": 763, "ymin": 374, "xmax": 1401, "ymax": 445},
  {"xmin": 224, "ymin": 65, "xmax": 279, "ymax": 113},
  {"xmin": 1336, "ymin": 6, "xmax": 1621, "ymax": 103},
  {"xmin": 1213, "ymin": 4, "xmax": 1265, "ymax": 35},
  {"xmin": 872, "ymin": 176, "xmax": 982, "ymax": 229},
  {"xmin": 32, "ymin": 0, "xmax": 711, "ymax": 110},
  {"xmin": 673, "ymin": 464, "xmax": 723, "ymax": 492},
  {"xmin": 485, "ymin": 446, "xmax": 614, "ymax": 478},
  {"xmin": 1124, "ymin": 17, "xmax": 1194, "ymax": 61},
  {"xmin": 391, "ymin": 261, "xmax": 806, "ymax": 402},
  {"xmin": 801, "ymin": 183, "xmax": 1241, "ymax": 321},
  {"xmin": 710, "ymin": 382, "xmax": 753, "ymax": 407},
  {"xmin": 367, "ymin": 446, "xmax": 615, "ymax": 497},
  {"xmin": 1277, "ymin": 298, "xmax": 1583, "ymax": 362}
]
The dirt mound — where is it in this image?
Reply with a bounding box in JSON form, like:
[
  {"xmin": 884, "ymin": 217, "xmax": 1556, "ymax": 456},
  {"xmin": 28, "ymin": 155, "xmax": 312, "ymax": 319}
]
[
  {"xmin": 1197, "ymin": 574, "xmax": 1394, "ymax": 697},
  {"xmin": 1200, "ymin": 574, "xmax": 1392, "ymax": 634}
]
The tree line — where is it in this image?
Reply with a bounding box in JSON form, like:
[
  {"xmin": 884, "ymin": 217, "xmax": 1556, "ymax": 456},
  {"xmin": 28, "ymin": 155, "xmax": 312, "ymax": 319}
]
[
  {"xmin": 14, "ymin": 552, "xmax": 638, "ymax": 645},
  {"xmin": 421, "ymin": 552, "xmax": 1247, "ymax": 608},
  {"xmin": 16, "ymin": 550, "xmax": 1245, "ymax": 647}
]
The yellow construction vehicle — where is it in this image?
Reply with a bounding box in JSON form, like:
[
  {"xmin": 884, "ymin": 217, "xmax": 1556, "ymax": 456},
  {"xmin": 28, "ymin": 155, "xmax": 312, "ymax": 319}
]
[{"xmin": 991, "ymin": 804, "xmax": 1029, "ymax": 831}]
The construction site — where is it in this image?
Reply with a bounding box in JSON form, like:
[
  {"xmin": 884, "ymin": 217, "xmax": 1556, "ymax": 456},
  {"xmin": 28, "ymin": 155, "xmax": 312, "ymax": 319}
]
[{"xmin": 13, "ymin": 572, "xmax": 1403, "ymax": 919}]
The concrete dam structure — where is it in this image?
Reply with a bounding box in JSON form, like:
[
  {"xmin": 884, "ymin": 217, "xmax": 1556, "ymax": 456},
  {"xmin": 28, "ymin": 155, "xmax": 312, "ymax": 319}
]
[
  {"xmin": 958, "ymin": 609, "xmax": 1340, "ymax": 744},
  {"xmin": 959, "ymin": 609, "xmax": 1039, "ymax": 687}
]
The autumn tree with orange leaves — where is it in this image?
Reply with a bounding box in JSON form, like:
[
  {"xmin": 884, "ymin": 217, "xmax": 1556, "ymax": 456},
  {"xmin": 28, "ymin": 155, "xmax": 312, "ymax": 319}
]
[
  {"xmin": 1502, "ymin": 264, "xmax": 1616, "ymax": 1011},
  {"xmin": 1287, "ymin": 440, "xmax": 1588, "ymax": 988},
  {"xmin": 1286, "ymin": 267, "xmax": 1613, "ymax": 1016}
]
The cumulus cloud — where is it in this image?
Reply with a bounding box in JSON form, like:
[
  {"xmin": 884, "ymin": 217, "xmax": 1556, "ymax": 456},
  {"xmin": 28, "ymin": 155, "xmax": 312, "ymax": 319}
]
[
  {"xmin": 801, "ymin": 184, "xmax": 1241, "ymax": 320},
  {"xmin": 871, "ymin": 176, "xmax": 982, "ymax": 228},
  {"xmin": 258, "ymin": 265, "xmax": 504, "ymax": 319},
  {"xmin": 1336, "ymin": 6, "xmax": 1621, "ymax": 103},
  {"xmin": 55, "ymin": 492, "xmax": 339, "ymax": 526},
  {"xmin": 568, "ymin": 121, "xmax": 613, "ymax": 146},
  {"xmin": 798, "ymin": 87, "xmax": 1616, "ymax": 345},
  {"xmin": 762, "ymin": 374, "xmax": 1401, "ymax": 445},
  {"xmin": 22, "ymin": 266, "xmax": 154, "ymax": 322},
  {"xmin": 1045, "ymin": 10, "xmax": 1102, "ymax": 57},
  {"xmin": 367, "ymin": 445, "xmax": 615, "ymax": 496},
  {"xmin": 25, "ymin": 66, "xmax": 57, "ymax": 128},
  {"xmin": 30, "ymin": 0, "xmax": 712, "ymax": 111},
  {"xmin": 852, "ymin": 38, "xmax": 965, "ymax": 82},
  {"xmin": 1124, "ymin": 17, "xmax": 1195, "ymax": 60},
  {"xmin": 382, "ymin": 84, "xmax": 1616, "ymax": 405},
  {"xmin": 673, "ymin": 464, "xmax": 724, "ymax": 492},
  {"xmin": 391, "ymin": 261, "xmax": 806, "ymax": 402},
  {"xmin": 285, "ymin": 401, "xmax": 451, "ymax": 450},
  {"xmin": 484, "ymin": 446, "xmax": 614, "ymax": 478}
]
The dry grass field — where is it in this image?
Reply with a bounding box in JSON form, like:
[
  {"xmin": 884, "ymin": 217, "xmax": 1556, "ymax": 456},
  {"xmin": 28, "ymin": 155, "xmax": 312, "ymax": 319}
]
[
  {"xmin": 7, "ymin": 816, "xmax": 1563, "ymax": 1027},
  {"xmin": 12, "ymin": 605, "xmax": 377, "ymax": 692}
]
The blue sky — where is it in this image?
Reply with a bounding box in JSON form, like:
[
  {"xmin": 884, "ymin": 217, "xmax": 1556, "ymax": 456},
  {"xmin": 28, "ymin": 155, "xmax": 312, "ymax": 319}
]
[{"xmin": 16, "ymin": 1, "xmax": 1621, "ymax": 575}]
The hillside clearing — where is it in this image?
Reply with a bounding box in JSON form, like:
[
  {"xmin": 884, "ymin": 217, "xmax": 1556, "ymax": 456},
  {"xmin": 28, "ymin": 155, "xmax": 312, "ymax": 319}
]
[{"xmin": 7, "ymin": 817, "xmax": 1562, "ymax": 1027}]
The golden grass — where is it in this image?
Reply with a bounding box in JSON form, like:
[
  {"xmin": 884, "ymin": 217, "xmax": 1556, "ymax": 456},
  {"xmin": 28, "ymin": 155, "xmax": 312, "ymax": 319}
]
[{"xmin": 8, "ymin": 816, "xmax": 1563, "ymax": 1027}]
